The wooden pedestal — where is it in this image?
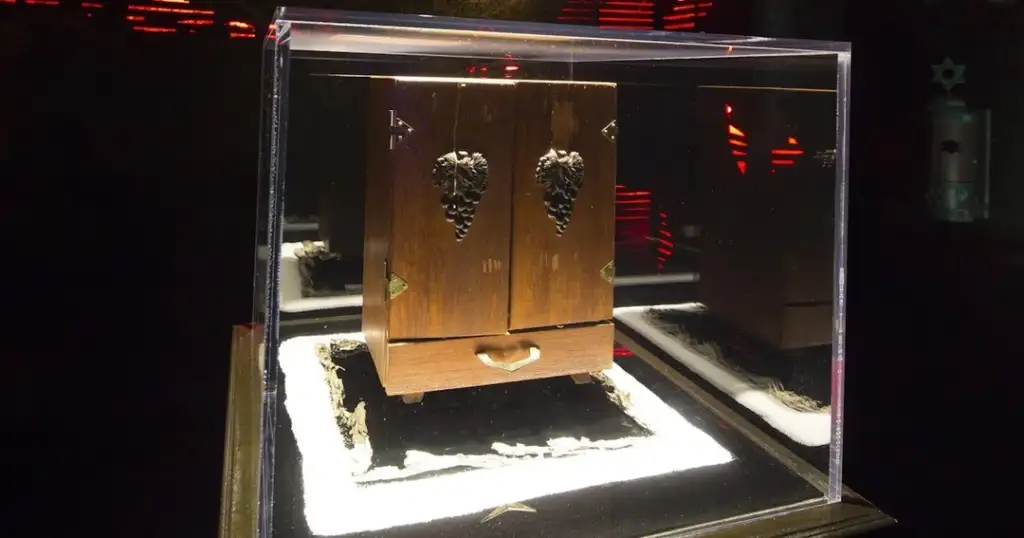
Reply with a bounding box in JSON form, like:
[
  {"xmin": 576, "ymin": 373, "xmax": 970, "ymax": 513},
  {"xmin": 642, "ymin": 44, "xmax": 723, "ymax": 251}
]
[{"xmin": 362, "ymin": 78, "xmax": 617, "ymax": 398}]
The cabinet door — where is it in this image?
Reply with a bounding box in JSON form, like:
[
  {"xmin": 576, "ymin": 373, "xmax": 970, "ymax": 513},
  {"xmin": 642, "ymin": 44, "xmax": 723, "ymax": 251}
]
[
  {"xmin": 380, "ymin": 79, "xmax": 516, "ymax": 340},
  {"xmin": 508, "ymin": 83, "xmax": 617, "ymax": 330}
]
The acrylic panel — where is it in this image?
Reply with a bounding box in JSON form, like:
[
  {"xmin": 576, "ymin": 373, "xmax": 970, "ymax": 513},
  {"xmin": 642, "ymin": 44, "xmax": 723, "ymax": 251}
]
[{"xmin": 255, "ymin": 8, "xmax": 851, "ymax": 538}]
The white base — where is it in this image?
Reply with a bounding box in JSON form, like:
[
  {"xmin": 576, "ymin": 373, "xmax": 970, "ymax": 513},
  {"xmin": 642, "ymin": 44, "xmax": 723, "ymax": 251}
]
[
  {"xmin": 279, "ymin": 332, "xmax": 733, "ymax": 536},
  {"xmin": 613, "ymin": 304, "xmax": 831, "ymax": 447}
]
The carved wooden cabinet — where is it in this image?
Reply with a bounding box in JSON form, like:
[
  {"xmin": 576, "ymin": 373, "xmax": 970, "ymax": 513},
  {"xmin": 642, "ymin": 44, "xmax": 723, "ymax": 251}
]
[{"xmin": 362, "ymin": 78, "xmax": 618, "ymax": 400}]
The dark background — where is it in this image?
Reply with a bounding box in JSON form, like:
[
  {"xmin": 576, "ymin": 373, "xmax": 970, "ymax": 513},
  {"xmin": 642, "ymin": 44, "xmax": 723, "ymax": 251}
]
[{"xmin": 3, "ymin": 0, "xmax": 1020, "ymax": 536}]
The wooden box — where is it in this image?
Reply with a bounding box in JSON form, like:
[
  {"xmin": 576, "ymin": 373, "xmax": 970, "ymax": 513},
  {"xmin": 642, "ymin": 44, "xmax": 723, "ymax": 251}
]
[
  {"xmin": 362, "ymin": 78, "xmax": 618, "ymax": 399},
  {"xmin": 695, "ymin": 88, "xmax": 835, "ymax": 350}
]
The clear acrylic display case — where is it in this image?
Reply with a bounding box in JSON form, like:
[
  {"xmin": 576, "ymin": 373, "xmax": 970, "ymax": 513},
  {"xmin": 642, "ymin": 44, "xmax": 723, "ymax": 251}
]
[{"xmin": 223, "ymin": 7, "xmax": 892, "ymax": 538}]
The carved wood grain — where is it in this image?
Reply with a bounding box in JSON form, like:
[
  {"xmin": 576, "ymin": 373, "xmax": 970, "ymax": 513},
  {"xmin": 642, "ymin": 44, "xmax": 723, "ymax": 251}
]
[
  {"xmin": 362, "ymin": 81, "xmax": 394, "ymax": 382},
  {"xmin": 508, "ymin": 83, "xmax": 617, "ymax": 330},
  {"xmin": 383, "ymin": 322, "xmax": 614, "ymax": 396},
  {"xmin": 383, "ymin": 80, "xmax": 517, "ymax": 340}
]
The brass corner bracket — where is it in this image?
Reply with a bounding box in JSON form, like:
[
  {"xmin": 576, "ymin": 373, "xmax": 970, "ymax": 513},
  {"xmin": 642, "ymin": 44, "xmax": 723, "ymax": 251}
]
[
  {"xmin": 388, "ymin": 273, "xmax": 408, "ymax": 300},
  {"xmin": 600, "ymin": 261, "xmax": 615, "ymax": 283}
]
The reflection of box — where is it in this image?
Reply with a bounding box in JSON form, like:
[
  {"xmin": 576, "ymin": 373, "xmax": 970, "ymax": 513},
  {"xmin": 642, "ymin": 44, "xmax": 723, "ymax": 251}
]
[
  {"xmin": 361, "ymin": 79, "xmax": 618, "ymax": 397},
  {"xmin": 696, "ymin": 88, "xmax": 835, "ymax": 349}
]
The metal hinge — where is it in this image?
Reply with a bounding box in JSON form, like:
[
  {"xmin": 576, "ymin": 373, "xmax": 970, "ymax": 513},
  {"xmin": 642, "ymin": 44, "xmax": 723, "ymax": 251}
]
[{"xmin": 389, "ymin": 110, "xmax": 414, "ymax": 150}]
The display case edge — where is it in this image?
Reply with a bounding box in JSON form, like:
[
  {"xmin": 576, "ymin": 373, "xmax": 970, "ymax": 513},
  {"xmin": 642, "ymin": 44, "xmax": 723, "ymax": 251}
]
[{"xmin": 219, "ymin": 324, "xmax": 264, "ymax": 538}]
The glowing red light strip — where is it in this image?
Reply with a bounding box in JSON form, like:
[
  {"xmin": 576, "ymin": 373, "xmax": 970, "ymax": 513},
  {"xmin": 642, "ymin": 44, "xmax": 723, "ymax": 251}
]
[
  {"xmin": 617, "ymin": 190, "xmax": 652, "ymax": 196},
  {"xmin": 80, "ymin": 1, "xmax": 102, "ymax": 6},
  {"xmin": 600, "ymin": 9, "xmax": 654, "ymax": 15},
  {"xmin": 126, "ymin": 15, "xmax": 144, "ymax": 21},
  {"xmin": 664, "ymin": 22, "xmax": 696, "ymax": 30},
  {"xmin": 25, "ymin": 0, "xmax": 60, "ymax": 5},
  {"xmin": 179, "ymin": 19, "xmax": 213, "ymax": 25},
  {"xmin": 598, "ymin": 17, "xmax": 652, "ymax": 22},
  {"xmin": 155, "ymin": 0, "xmax": 189, "ymax": 3},
  {"xmin": 771, "ymin": 159, "xmax": 795, "ymax": 165},
  {"xmin": 133, "ymin": 25, "xmax": 176, "ymax": 33},
  {"xmin": 664, "ymin": 13, "xmax": 696, "ymax": 20},
  {"xmin": 230, "ymin": 32, "xmax": 256, "ymax": 39},
  {"xmin": 771, "ymin": 149, "xmax": 804, "ymax": 155},
  {"xmin": 128, "ymin": 4, "xmax": 213, "ymax": 15}
]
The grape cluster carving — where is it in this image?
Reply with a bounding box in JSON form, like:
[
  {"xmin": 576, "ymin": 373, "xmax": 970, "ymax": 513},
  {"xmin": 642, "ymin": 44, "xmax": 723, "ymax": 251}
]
[
  {"xmin": 431, "ymin": 151, "xmax": 490, "ymax": 241},
  {"xmin": 535, "ymin": 149, "xmax": 585, "ymax": 236}
]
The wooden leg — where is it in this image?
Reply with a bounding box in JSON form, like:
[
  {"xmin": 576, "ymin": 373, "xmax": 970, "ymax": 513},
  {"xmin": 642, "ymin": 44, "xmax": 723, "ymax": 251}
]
[
  {"xmin": 570, "ymin": 373, "xmax": 593, "ymax": 385},
  {"xmin": 400, "ymin": 392, "xmax": 425, "ymax": 404}
]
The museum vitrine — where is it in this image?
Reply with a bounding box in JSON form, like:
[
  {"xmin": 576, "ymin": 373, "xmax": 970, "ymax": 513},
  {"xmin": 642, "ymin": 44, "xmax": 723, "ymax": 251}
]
[{"xmin": 224, "ymin": 7, "xmax": 892, "ymax": 538}]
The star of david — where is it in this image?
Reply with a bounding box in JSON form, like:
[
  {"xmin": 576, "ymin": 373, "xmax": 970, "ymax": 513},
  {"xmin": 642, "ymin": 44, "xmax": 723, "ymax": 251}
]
[{"xmin": 931, "ymin": 57, "xmax": 966, "ymax": 93}]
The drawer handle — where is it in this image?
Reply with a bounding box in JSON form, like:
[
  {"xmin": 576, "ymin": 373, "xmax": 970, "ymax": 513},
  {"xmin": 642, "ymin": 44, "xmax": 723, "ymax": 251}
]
[{"xmin": 475, "ymin": 346, "xmax": 541, "ymax": 373}]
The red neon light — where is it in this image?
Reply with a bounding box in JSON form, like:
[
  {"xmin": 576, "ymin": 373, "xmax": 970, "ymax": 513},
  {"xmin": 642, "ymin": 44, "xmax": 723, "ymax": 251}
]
[
  {"xmin": 1, "ymin": 0, "xmax": 17, "ymax": 4},
  {"xmin": 230, "ymin": 32, "xmax": 256, "ymax": 39},
  {"xmin": 771, "ymin": 149, "xmax": 804, "ymax": 156},
  {"xmin": 133, "ymin": 25, "xmax": 176, "ymax": 33},
  {"xmin": 771, "ymin": 159, "xmax": 795, "ymax": 165},
  {"xmin": 504, "ymin": 65, "xmax": 519, "ymax": 71},
  {"xmin": 179, "ymin": 19, "xmax": 213, "ymax": 25},
  {"xmin": 731, "ymin": 150, "xmax": 746, "ymax": 156},
  {"xmin": 155, "ymin": 0, "xmax": 189, "ymax": 3},
  {"xmin": 664, "ymin": 22, "xmax": 695, "ymax": 30},
  {"xmin": 728, "ymin": 139, "xmax": 748, "ymax": 147},
  {"xmin": 788, "ymin": 136, "xmax": 799, "ymax": 145},
  {"xmin": 128, "ymin": 4, "xmax": 213, "ymax": 15},
  {"xmin": 81, "ymin": 1, "xmax": 103, "ymax": 6},
  {"xmin": 598, "ymin": 17, "xmax": 652, "ymax": 23},
  {"xmin": 600, "ymin": 9, "xmax": 653, "ymax": 15},
  {"xmin": 227, "ymin": 20, "xmax": 254, "ymax": 30},
  {"xmin": 125, "ymin": 15, "xmax": 144, "ymax": 21},
  {"xmin": 728, "ymin": 125, "xmax": 745, "ymax": 137},
  {"xmin": 25, "ymin": 0, "xmax": 60, "ymax": 5},
  {"xmin": 736, "ymin": 161, "xmax": 747, "ymax": 174}
]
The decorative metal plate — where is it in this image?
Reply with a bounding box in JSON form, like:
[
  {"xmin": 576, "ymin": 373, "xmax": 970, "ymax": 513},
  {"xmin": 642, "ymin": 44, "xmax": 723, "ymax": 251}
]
[
  {"xmin": 600, "ymin": 260, "xmax": 615, "ymax": 283},
  {"xmin": 601, "ymin": 119, "xmax": 618, "ymax": 143},
  {"xmin": 535, "ymin": 149, "xmax": 585, "ymax": 236},
  {"xmin": 388, "ymin": 110, "xmax": 414, "ymax": 150},
  {"xmin": 388, "ymin": 273, "xmax": 408, "ymax": 300},
  {"xmin": 432, "ymin": 151, "xmax": 490, "ymax": 241}
]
